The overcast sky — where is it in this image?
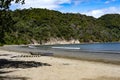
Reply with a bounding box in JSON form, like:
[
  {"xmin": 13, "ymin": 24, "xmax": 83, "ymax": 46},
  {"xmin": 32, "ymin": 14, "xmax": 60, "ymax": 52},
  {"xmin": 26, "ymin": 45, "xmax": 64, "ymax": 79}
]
[{"xmin": 10, "ymin": 0, "xmax": 120, "ymax": 18}]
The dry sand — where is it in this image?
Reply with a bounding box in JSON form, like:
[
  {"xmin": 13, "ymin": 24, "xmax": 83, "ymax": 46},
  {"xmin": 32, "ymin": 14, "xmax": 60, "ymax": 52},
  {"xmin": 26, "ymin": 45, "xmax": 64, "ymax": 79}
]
[{"xmin": 0, "ymin": 49, "xmax": 120, "ymax": 80}]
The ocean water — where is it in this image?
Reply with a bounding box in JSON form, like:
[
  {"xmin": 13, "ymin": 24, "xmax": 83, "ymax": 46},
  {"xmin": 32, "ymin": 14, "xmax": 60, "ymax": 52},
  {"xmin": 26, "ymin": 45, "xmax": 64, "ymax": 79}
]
[
  {"xmin": 25, "ymin": 42, "xmax": 120, "ymax": 62},
  {"xmin": 33, "ymin": 42, "xmax": 120, "ymax": 53}
]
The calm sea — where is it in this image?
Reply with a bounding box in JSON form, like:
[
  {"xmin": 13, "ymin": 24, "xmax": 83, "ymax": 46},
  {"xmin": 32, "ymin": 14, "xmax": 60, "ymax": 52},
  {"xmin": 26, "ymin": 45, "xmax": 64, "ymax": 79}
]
[
  {"xmin": 23, "ymin": 42, "xmax": 120, "ymax": 62},
  {"xmin": 33, "ymin": 42, "xmax": 120, "ymax": 53}
]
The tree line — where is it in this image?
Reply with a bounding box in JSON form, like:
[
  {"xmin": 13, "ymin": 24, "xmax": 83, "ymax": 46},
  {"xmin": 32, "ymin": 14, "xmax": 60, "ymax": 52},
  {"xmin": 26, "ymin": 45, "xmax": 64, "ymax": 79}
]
[{"xmin": 0, "ymin": 8, "xmax": 120, "ymax": 45}]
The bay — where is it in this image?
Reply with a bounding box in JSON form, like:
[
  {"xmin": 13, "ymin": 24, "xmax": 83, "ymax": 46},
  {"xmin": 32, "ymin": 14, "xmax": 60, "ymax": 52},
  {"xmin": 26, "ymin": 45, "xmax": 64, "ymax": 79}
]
[{"xmin": 34, "ymin": 42, "xmax": 120, "ymax": 53}]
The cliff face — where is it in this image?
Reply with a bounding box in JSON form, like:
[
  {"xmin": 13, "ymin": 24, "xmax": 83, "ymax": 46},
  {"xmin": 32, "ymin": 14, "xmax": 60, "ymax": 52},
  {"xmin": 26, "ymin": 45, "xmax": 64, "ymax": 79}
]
[{"xmin": 43, "ymin": 38, "xmax": 80, "ymax": 45}]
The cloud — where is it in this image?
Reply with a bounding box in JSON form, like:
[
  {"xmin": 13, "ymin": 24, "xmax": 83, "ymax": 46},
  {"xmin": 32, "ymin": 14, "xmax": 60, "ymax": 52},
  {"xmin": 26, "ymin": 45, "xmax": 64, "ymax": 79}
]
[
  {"xmin": 14, "ymin": 0, "xmax": 71, "ymax": 9},
  {"xmin": 105, "ymin": 0, "xmax": 116, "ymax": 4},
  {"xmin": 82, "ymin": 7, "xmax": 120, "ymax": 18},
  {"xmin": 73, "ymin": 0, "xmax": 86, "ymax": 5},
  {"xmin": 72, "ymin": 0, "xmax": 93, "ymax": 5}
]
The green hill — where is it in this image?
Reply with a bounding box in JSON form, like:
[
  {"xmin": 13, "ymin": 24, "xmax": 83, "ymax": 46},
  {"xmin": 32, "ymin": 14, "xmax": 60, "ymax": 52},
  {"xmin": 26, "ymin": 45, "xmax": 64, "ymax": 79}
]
[{"xmin": 0, "ymin": 8, "xmax": 120, "ymax": 45}]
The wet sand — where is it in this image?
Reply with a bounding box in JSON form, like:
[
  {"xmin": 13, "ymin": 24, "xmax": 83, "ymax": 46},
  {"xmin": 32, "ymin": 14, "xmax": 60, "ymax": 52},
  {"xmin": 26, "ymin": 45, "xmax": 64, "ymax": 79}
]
[{"xmin": 0, "ymin": 49, "xmax": 120, "ymax": 80}]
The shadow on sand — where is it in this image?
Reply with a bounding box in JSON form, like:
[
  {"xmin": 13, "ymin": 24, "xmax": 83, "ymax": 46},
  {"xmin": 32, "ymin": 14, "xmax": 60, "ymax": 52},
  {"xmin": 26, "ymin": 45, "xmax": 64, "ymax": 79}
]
[
  {"xmin": 0, "ymin": 76, "xmax": 29, "ymax": 80},
  {"xmin": 0, "ymin": 70, "xmax": 16, "ymax": 74},
  {"xmin": 0, "ymin": 59, "xmax": 51, "ymax": 69},
  {"xmin": 0, "ymin": 71, "xmax": 30, "ymax": 80},
  {"xmin": 0, "ymin": 59, "xmax": 51, "ymax": 80}
]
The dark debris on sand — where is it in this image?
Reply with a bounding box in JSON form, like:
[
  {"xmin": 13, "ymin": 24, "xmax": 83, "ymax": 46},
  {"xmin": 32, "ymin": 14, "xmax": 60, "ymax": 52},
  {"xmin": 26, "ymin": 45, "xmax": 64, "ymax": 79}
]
[{"xmin": 0, "ymin": 59, "xmax": 51, "ymax": 69}]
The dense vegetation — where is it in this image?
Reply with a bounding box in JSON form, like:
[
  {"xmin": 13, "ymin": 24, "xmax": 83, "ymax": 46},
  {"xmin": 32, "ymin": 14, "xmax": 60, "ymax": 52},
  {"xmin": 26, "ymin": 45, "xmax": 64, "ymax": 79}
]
[{"xmin": 0, "ymin": 8, "xmax": 120, "ymax": 45}]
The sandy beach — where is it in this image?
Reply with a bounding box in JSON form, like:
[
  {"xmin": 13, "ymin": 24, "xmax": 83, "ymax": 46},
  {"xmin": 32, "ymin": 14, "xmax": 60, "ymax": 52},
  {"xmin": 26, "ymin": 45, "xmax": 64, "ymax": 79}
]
[{"xmin": 0, "ymin": 49, "xmax": 120, "ymax": 80}]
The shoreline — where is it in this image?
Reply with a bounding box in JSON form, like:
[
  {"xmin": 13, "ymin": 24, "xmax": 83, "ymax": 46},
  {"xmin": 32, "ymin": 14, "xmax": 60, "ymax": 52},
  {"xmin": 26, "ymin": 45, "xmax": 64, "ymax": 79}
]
[{"xmin": 1, "ymin": 45, "xmax": 120, "ymax": 65}]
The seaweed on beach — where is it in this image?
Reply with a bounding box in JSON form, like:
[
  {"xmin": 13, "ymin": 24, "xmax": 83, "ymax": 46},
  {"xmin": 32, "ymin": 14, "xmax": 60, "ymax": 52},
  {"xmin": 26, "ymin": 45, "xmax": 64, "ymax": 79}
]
[{"xmin": 0, "ymin": 59, "xmax": 51, "ymax": 69}]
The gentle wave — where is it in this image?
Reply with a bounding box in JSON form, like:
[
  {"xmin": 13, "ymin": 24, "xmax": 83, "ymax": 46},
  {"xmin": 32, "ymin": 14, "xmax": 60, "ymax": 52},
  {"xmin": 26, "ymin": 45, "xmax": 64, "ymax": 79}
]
[
  {"xmin": 52, "ymin": 47, "xmax": 80, "ymax": 50},
  {"xmin": 28, "ymin": 46, "xmax": 36, "ymax": 48}
]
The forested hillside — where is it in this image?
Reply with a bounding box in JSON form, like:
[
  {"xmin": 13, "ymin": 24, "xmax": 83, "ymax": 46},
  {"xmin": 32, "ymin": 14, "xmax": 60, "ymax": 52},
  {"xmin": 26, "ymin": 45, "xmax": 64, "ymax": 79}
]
[{"xmin": 0, "ymin": 8, "xmax": 120, "ymax": 45}]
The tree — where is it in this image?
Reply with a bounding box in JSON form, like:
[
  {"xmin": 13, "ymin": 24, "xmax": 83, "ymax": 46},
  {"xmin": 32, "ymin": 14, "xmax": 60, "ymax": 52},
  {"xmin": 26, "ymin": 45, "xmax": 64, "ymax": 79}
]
[
  {"xmin": 0, "ymin": 0, "xmax": 24, "ymax": 10},
  {"xmin": 0, "ymin": 0, "xmax": 25, "ymax": 45}
]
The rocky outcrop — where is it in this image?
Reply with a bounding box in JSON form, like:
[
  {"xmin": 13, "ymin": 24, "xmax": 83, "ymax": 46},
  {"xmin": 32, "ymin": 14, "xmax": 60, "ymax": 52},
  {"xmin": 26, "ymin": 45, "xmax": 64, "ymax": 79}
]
[{"xmin": 43, "ymin": 38, "xmax": 80, "ymax": 45}]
